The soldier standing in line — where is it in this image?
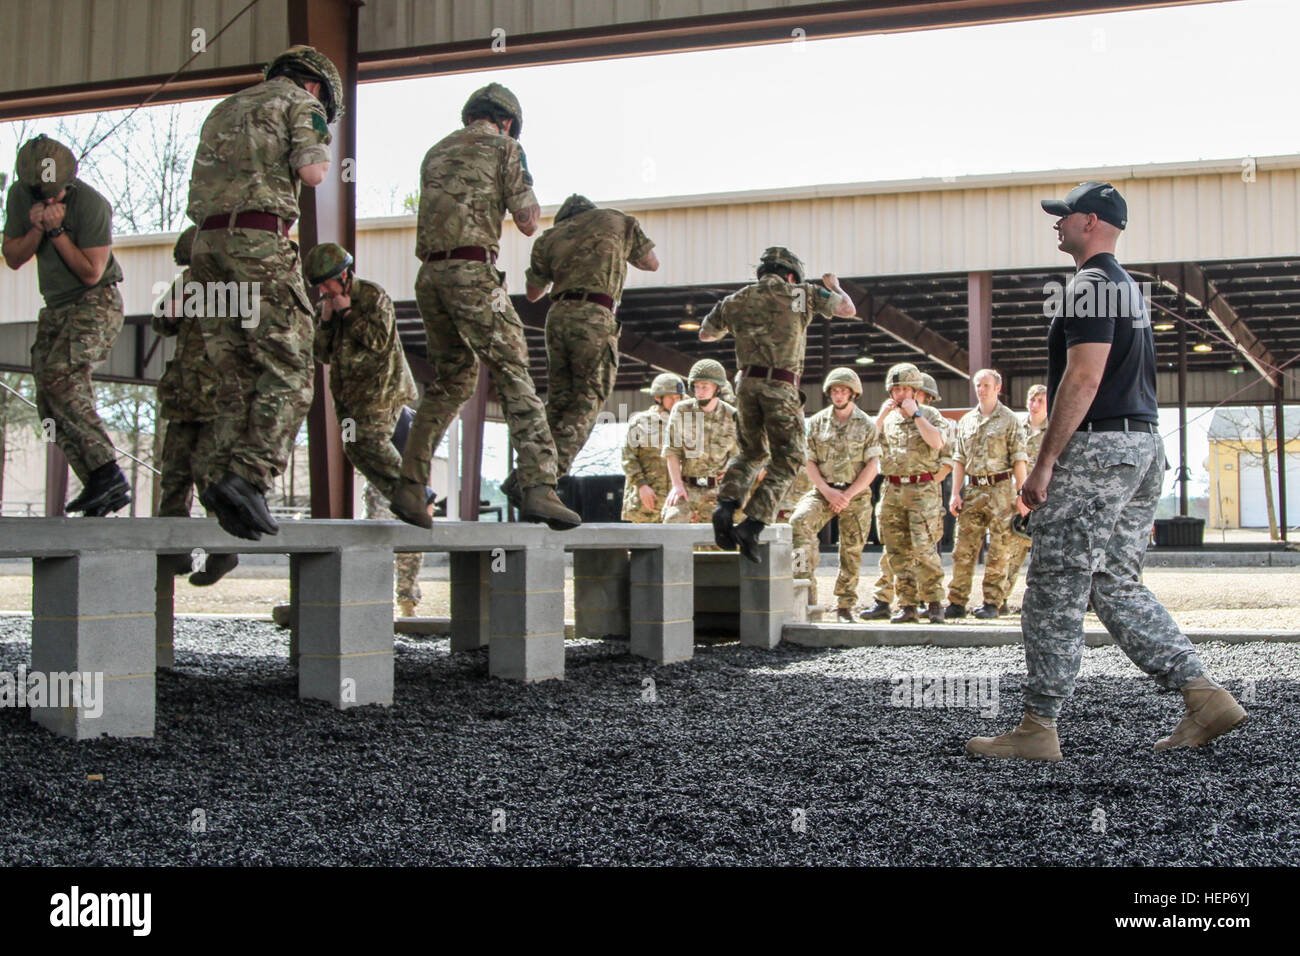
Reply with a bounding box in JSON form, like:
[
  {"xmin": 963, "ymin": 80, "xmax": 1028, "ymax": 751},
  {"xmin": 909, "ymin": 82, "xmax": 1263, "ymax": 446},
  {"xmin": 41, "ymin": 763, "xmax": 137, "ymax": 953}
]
[
  {"xmin": 662, "ymin": 359, "xmax": 738, "ymax": 524},
  {"xmin": 863, "ymin": 371, "xmax": 950, "ymax": 619},
  {"xmin": 872, "ymin": 363, "xmax": 950, "ymax": 624},
  {"xmin": 621, "ymin": 372, "xmax": 685, "ymax": 523},
  {"xmin": 791, "ymin": 368, "xmax": 881, "ymax": 623},
  {"xmin": 2, "ymin": 134, "xmax": 130, "ymax": 516},
  {"xmin": 999, "ymin": 383, "xmax": 1048, "ymax": 611},
  {"xmin": 186, "ymin": 45, "xmax": 340, "ymax": 540},
  {"xmin": 153, "ymin": 226, "xmax": 238, "ymax": 585},
  {"xmin": 501, "ymin": 194, "xmax": 659, "ymax": 505},
  {"xmin": 701, "ymin": 247, "xmax": 857, "ymax": 561},
  {"xmin": 389, "ymin": 82, "xmax": 579, "ymax": 531},
  {"xmin": 945, "ymin": 368, "xmax": 1028, "ymax": 620}
]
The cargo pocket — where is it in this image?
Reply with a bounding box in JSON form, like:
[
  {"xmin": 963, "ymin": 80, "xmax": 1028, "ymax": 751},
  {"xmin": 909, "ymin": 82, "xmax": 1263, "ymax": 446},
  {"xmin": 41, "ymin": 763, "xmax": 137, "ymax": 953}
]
[{"xmin": 1030, "ymin": 512, "xmax": 1096, "ymax": 574}]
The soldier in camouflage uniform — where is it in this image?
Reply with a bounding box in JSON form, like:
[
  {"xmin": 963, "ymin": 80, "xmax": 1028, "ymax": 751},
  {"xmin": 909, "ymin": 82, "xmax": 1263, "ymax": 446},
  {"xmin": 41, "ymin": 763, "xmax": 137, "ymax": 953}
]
[
  {"xmin": 2, "ymin": 135, "xmax": 130, "ymax": 516},
  {"xmin": 391, "ymin": 83, "xmax": 579, "ymax": 532},
  {"xmin": 701, "ymin": 247, "xmax": 857, "ymax": 562},
  {"xmin": 872, "ymin": 363, "xmax": 951, "ymax": 624},
  {"xmin": 662, "ymin": 360, "xmax": 738, "ymax": 525},
  {"xmin": 521, "ymin": 194, "xmax": 659, "ymax": 482},
  {"xmin": 865, "ymin": 372, "xmax": 950, "ymax": 618},
  {"xmin": 969, "ymin": 182, "xmax": 1244, "ymax": 761},
  {"xmin": 945, "ymin": 368, "xmax": 1028, "ymax": 620},
  {"xmin": 776, "ymin": 469, "xmax": 813, "ymax": 523},
  {"xmin": 622, "ymin": 372, "xmax": 684, "ymax": 522},
  {"xmin": 791, "ymin": 368, "xmax": 881, "ymax": 622},
  {"xmin": 186, "ymin": 45, "xmax": 341, "ymax": 540},
  {"xmin": 998, "ymin": 383, "xmax": 1048, "ymax": 610},
  {"xmin": 363, "ymin": 477, "xmax": 424, "ymax": 617},
  {"xmin": 305, "ymin": 243, "xmax": 418, "ymax": 500}
]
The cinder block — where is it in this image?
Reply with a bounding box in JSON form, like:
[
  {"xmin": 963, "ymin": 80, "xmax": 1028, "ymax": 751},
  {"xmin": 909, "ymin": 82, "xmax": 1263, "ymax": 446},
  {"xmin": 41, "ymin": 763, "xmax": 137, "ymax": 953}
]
[
  {"xmin": 489, "ymin": 634, "xmax": 565, "ymax": 682},
  {"xmin": 488, "ymin": 547, "xmax": 566, "ymax": 638},
  {"xmin": 33, "ymin": 552, "xmax": 155, "ymax": 617},
  {"xmin": 288, "ymin": 554, "xmax": 302, "ymax": 665},
  {"xmin": 295, "ymin": 549, "xmax": 394, "ymax": 606},
  {"xmin": 155, "ymin": 559, "xmax": 175, "ymax": 670},
  {"xmin": 630, "ymin": 620, "xmax": 694, "ymax": 663},
  {"xmin": 30, "ymin": 673, "xmax": 155, "ymax": 740},
  {"xmin": 739, "ymin": 539, "xmax": 793, "ymax": 579},
  {"xmin": 31, "ymin": 615, "xmax": 157, "ymax": 676},
  {"xmin": 739, "ymin": 575, "xmax": 793, "ymax": 614},
  {"xmin": 449, "ymin": 551, "xmax": 490, "ymax": 651},
  {"xmin": 298, "ymin": 651, "xmax": 394, "ymax": 708},
  {"xmin": 630, "ymin": 581, "xmax": 694, "ymax": 624},
  {"xmin": 740, "ymin": 610, "xmax": 786, "ymax": 649},
  {"xmin": 630, "ymin": 546, "xmax": 694, "ymax": 587},
  {"xmin": 297, "ymin": 603, "xmax": 394, "ymax": 657}
]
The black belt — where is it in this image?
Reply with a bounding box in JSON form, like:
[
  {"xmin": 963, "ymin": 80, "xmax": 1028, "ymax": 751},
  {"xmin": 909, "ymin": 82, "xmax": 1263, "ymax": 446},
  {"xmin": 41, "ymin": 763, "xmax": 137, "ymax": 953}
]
[
  {"xmin": 1081, "ymin": 417, "xmax": 1157, "ymax": 434},
  {"xmin": 743, "ymin": 364, "xmax": 801, "ymax": 388},
  {"xmin": 424, "ymin": 246, "xmax": 497, "ymax": 264},
  {"xmin": 554, "ymin": 290, "xmax": 616, "ymax": 311},
  {"xmin": 200, "ymin": 212, "xmax": 291, "ymax": 236},
  {"xmin": 826, "ymin": 482, "xmax": 851, "ymax": 490}
]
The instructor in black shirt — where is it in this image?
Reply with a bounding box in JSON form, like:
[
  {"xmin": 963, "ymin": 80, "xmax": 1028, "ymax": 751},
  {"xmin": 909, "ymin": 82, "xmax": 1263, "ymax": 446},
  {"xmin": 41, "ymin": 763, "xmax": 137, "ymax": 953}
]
[{"xmin": 967, "ymin": 182, "xmax": 1246, "ymax": 761}]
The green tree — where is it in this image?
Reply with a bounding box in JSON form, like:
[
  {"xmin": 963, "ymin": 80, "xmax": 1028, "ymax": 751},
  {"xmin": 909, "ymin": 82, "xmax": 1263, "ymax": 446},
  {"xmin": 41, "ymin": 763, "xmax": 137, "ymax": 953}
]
[
  {"xmin": 0, "ymin": 372, "xmax": 40, "ymax": 510},
  {"xmin": 96, "ymin": 382, "xmax": 158, "ymax": 517}
]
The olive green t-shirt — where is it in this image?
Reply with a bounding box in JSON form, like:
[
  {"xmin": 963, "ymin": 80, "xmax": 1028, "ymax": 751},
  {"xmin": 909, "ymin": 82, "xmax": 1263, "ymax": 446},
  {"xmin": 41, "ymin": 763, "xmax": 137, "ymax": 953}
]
[{"xmin": 4, "ymin": 179, "xmax": 124, "ymax": 309}]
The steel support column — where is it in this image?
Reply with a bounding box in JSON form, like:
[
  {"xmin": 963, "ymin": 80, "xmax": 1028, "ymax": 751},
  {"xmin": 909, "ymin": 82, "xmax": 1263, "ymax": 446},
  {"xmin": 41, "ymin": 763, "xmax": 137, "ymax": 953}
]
[
  {"xmin": 291, "ymin": 0, "xmax": 359, "ymax": 518},
  {"xmin": 459, "ymin": 370, "xmax": 489, "ymax": 521},
  {"xmin": 1178, "ymin": 318, "xmax": 1189, "ymax": 515},
  {"xmin": 43, "ymin": 444, "xmax": 68, "ymax": 517},
  {"xmin": 1275, "ymin": 382, "xmax": 1288, "ymax": 543},
  {"xmin": 967, "ymin": 271, "xmax": 993, "ymax": 404}
]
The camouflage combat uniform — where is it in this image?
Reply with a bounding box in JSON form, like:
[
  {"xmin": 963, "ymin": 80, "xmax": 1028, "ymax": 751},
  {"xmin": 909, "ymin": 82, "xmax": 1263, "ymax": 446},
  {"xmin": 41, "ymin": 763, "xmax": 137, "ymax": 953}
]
[
  {"xmin": 791, "ymin": 405, "xmax": 882, "ymax": 609},
  {"xmin": 3, "ymin": 179, "xmax": 125, "ymax": 486},
  {"xmin": 662, "ymin": 397, "xmax": 738, "ymax": 523},
  {"xmin": 948, "ymin": 401, "xmax": 1028, "ymax": 608},
  {"xmin": 703, "ymin": 275, "xmax": 843, "ymax": 523},
  {"xmin": 876, "ymin": 405, "xmax": 952, "ymax": 607},
  {"xmin": 313, "ymin": 277, "xmax": 418, "ymax": 500},
  {"xmin": 776, "ymin": 469, "xmax": 813, "ymax": 523},
  {"xmin": 402, "ymin": 119, "xmax": 557, "ymax": 490},
  {"xmin": 526, "ymin": 206, "xmax": 655, "ymax": 475},
  {"xmin": 185, "ymin": 75, "xmax": 331, "ymax": 493},
  {"xmin": 622, "ymin": 403, "xmax": 672, "ymax": 522},
  {"xmin": 874, "ymin": 407, "xmax": 953, "ymax": 605},
  {"xmin": 153, "ymin": 250, "xmax": 222, "ymax": 517},
  {"xmin": 362, "ymin": 479, "xmax": 423, "ymax": 609},
  {"xmin": 1001, "ymin": 418, "xmax": 1045, "ymax": 602}
]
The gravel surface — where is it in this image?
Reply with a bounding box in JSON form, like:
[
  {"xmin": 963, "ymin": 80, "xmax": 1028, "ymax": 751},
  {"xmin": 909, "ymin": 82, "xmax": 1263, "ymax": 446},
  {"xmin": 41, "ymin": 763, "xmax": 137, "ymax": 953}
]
[{"xmin": 1, "ymin": 617, "xmax": 1295, "ymax": 866}]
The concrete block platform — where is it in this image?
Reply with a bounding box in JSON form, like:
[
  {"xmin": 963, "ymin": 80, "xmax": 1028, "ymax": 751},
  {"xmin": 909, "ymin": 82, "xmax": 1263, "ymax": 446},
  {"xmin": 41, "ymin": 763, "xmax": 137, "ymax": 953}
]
[{"xmin": 0, "ymin": 518, "xmax": 794, "ymax": 738}]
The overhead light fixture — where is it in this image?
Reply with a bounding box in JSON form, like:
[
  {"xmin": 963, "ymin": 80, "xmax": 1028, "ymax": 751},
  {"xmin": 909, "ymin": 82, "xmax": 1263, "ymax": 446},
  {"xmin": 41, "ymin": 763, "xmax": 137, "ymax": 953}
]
[
  {"xmin": 1193, "ymin": 340, "xmax": 1213, "ymax": 353},
  {"xmin": 678, "ymin": 320, "xmax": 700, "ymax": 331},
  {"xmin": 854, "ymin": 355, "xmax": 874, "ymax": 366},
  {"xmin": 1153, "ymin": 321, "xmax": 1175, "ymax": 332}
]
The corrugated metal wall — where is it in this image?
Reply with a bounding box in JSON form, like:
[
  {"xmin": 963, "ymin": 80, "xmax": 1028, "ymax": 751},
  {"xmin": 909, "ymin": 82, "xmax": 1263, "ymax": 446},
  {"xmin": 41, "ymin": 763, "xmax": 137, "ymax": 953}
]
[{"xmin": 0, "ymin": 0, "xmax": 289, "ymax": 95}]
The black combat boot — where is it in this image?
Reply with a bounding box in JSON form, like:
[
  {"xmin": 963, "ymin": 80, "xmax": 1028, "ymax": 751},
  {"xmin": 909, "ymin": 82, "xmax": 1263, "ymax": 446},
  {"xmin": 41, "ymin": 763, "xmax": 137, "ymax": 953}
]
[
  {"xmin": 75, "ymin": 462, "xmax": 132, "ymax": 517},
  {"xmin": 711, "ymin": 498, "xmax": 740, "ymax": 550},
  {"xmin": 189, "ymin": 553, "xmax": 240, "ymax": 587},
  {"xmin": 890, "ymin": 605, "xmax": 919, "ymax": 624},
  {"xmin": 212, "ymin": 472, "xmax": 278, "ymax": 535},
  {"xmin": 944, "ymin": 603, "xmax": 968, "ymax": 620},
  {"xmin": 860, "ymin": 600, "xmax": 892, "ymax": 621},
  {"xmin": 973, "ymin": 603, "xmax": 1001, "ymax": 619},
  {"xmin": 731, "ymin": 517, "xmax": 766, "ymax": 563}
]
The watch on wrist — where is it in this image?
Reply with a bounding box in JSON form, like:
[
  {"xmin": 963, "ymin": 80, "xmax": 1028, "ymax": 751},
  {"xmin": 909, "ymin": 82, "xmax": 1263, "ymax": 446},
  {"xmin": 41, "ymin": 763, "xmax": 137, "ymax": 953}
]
[
  {"xmin": 46, "ymin": 225, "xmax": 67, "ymax": 238},
  {"xmin": 911, "ymin": 409, "xmax": 921, "ymax": 418}
]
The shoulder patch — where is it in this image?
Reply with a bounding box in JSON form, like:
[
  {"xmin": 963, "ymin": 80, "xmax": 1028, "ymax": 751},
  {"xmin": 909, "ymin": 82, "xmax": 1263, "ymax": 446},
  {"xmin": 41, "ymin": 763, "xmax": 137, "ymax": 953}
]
[{"xmin": 311, "ymin": 111, "xmax": 329, "ymax": 136}]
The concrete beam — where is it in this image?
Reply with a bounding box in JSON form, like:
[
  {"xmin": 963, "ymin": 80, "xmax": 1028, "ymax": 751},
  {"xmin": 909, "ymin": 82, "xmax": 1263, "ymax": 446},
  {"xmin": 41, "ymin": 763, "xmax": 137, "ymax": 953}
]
[
  {"xmin": 967, "ymin": 271, "xmax": 994, "ymax": 404},
  {"xmin": 1136, "ymin": 262, "xmax": 1278, "ymax": 386}
]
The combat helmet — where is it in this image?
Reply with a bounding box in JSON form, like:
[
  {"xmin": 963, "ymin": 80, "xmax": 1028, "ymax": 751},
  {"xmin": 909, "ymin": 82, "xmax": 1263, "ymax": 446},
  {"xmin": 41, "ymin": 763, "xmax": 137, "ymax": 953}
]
[
  {"xmin": 758, "ymin": 246, "xmax": 805, "ymax": 283},
  {"xmin": 462, "ymin": 82, "xmax": 523, "ymax": 138},
  {"xmin": 303, "ymin": 242, "xmax": 354, "ymax": 286},
  {"xmin": 645, "ymin": 372, "xmax": 686, "ymax": 398},
  {"xmin": 884, "ymin": 362, "xmax": 924, "ymax": 392},
  {"xmin": 265, "ymin": 45, "xmax": 344, "ymax": 123},
  {"xmin": 688, "ymin": 359, "xmax": 729, "ymax": 389},
  {"xmin": 555, "ymin": 194, "xmax": 596, "ymax": 223},
  {"xmin": 918, "ymin": 372, "xmax": 941, "ymax": 403},
  {"xmin": 173, "ymin": 225, "xmax": 198, "ymax": 267},
  {"xmin": 823, "ymin": 367, "xmax": 863, "ymax": 399},
  {"xmin": 15, "ymin": 135, "xmax": 77, "ymax": 199}
]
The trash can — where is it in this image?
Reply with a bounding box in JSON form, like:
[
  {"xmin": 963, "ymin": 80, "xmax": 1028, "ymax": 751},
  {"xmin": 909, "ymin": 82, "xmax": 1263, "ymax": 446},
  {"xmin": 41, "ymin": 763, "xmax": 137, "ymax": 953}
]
[{"xmin": 1153, "ymin": 516, "xmax": 1205, "ymax": 547}]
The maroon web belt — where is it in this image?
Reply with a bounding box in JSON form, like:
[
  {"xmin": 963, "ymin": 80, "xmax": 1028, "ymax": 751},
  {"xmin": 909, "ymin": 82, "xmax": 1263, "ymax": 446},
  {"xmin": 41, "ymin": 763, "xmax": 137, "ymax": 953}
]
[
  {"xmin": 200, "ymin": 212, "xmax": 291, "ymax": 236},
  {"xmin": 424, "ymin": 246, "xmax": 497, "ymax": 264},
  {"xmin": 967, "ymin": 471, "xmax": 1012, "ymax": 487},
  {"xmin": 555, "ymin": 290, "xmax": 616, "ymax": 311},
  {"xmin": 687, "ymin": 476, "xmax": 719, "ymax": 488},
  {"xmin": 886, "ymin": 473, "xmax": 934, "ymax": 485},
  {"xmin": 744, "ymin": 365, "xmax": 801, "ymax": 387}
]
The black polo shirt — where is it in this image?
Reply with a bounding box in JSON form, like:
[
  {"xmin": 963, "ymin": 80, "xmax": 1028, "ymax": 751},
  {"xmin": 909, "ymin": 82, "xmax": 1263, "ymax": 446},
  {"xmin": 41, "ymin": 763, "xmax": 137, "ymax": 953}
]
[{"xmin": 1045, "ymin": 252, "xmax": 1158, "ymax": 424}]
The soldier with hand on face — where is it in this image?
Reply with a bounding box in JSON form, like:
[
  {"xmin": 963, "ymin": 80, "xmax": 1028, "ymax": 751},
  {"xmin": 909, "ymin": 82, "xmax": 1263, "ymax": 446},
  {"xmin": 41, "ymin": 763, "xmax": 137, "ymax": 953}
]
[
  {"xmin": 662, "ymin": 360, "xmax": 738, "ymax": 525},
  {"xmin": 622, "ymin": 372, "xmax": 685, "ymax": 523},
  {"xmin": 391, "ymin": 82, "xmax": 580, "ymax": 532},
  {"xmin": 502, "ymin": 194, "xmax": 659, "ymax": 505},
  {"xmin": 791, "ymin": 368, "xmax": 881, "ymax": 623},
  {"xmin": 185, "ymin": 44, "xmax": 341, "ymax": 541},
  {"xmin": 701, "ymin": 246, "xmax": 857, "ymax": 562},
  {"xmin": 3, "ymin": 134, "xmax": 130, "ymax": 517},
  {"xmin": 998, "ymin": 383, "xmax": 1049, "ymax": 611}
]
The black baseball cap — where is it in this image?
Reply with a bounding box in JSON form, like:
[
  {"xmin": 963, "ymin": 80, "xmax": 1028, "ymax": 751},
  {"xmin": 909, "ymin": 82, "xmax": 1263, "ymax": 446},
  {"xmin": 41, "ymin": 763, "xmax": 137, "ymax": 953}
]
[{"xmin": 1040, "ymin": 181, "xmax": 1127, "ymax": 230}]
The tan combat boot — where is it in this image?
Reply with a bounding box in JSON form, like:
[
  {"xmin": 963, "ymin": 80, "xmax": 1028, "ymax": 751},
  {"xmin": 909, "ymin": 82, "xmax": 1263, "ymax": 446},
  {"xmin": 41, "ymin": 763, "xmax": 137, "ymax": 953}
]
[
  {"xmin": 389, "ymin": 481, "xmax": 432, "ymax": 529},
  {"xmin": 397, "ymin": 600, "xmax": 417, "ymax": 618},
  {"xmin": 1154, "ymin": 676, "xmax": 1247, "ymax": 751},
  {"xmin": 966, "ymin": 711, "xmax": 1063, "ymax": 762},
  {"xmin": 521, "ymin": 485, "xmax": 582, "ymax": 530}
]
